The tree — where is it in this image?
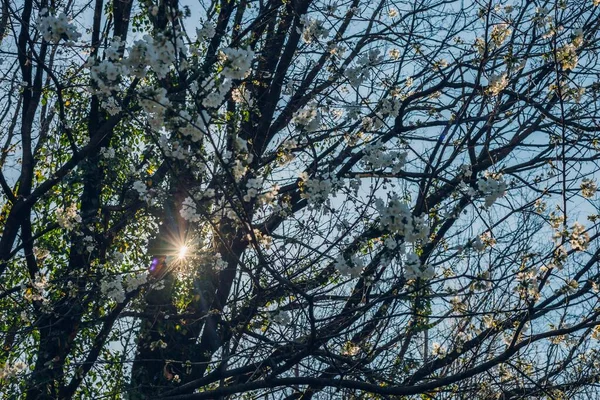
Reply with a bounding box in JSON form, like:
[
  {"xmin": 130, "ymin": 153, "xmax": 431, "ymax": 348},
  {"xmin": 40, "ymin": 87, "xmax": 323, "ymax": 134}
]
[{"xmin": 1, "ymin": 0, "xmax": 600, "ymax": 397}]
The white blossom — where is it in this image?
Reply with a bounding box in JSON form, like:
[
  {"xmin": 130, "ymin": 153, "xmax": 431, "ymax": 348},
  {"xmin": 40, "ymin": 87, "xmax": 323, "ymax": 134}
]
[
  {"xmin": 362, "ymin": 141, "xmax": 407, "ymax": 172},
  {"xmin": 133, "ymin": 180, "xmax": 148, "ymax": 197},
  {"xmin": 271, "ymin": 310, "xmax": 291, "ymax": 325},
  {"xmin": 197, "ymin": 21, "xmax": 216, "ymax": 41},
  {"xmin": 298, "ymin": 15, "xmax": 329, "ymax": 43},
  {"xmin": 220, "ymin": 47, "xmax": 255, "ymax": 79},
  {"xmin": 232, "ymin": 85, "xmax": 254, "ymax": 107},
  {"xmin": 90, "ymin": 60, "xmax": 125, "ymax": 94},
  {"xmin": 375, "ymin": 196, "xmax": 430, "ymax": 243},
  {"xmin": 379, "ymin": 98, "xmax": 401, "ymax": 117},
  {"xmin": 491, "ymin": 23, "xmax": 512, "ymax": 47},
  {"xmin": 56, "ymin": 204, "xmax": 82, "ymax": 230},
  {"xmin": 404, "ymin": 252, "xmax": 434, "ymax": 280},
  {"xmin": 124, "ymin": 272, "xmax": 148, "ymax": 292},
  {"xmin": 486, "ymin": 73, "xmax": 508, "ymax": 96},
  {"xmin": 477, "ymin": 173, "xmax": 507, "ymax": 207},
  {"xmin": 334, "ymin": 255, "xmax": 363, "ymax": 277},
  {"xmin": 300, "ymin": 172, "xmax": 340, "ymax": 205},
  {"xmin": 244, "ymin": 177, "xmax": 264, "ymax": 202},
  {"xmin": 37, "ymin": 9, "xmax": 81, "ymax": 43},
  {"xmin": 180, "ymin": 196, "xmax": 202, "ymax": 222},
  {"xmin": 100, "ymin": 275, "xmax": 125, "ymax": 303},
  {"xmin": 556, "ymin": 43, "xmax": 578, "ymax": 71},
  {"xmin": 25, "ymin": 272, "xmax": 49, "ymax": 303},
  {"xmin": 104, "ymin": 37, "xmax": 124, "ymax": 61},
  {"xmin": 472, "ymin": 236, "xmax": 485, "ymax": 252},
  {"xmin": 292, "ymin": 104, "xmax": 321, "ymax": 132},
  {"xmin": 345, "ymin": 66, "xmax": 369, "ymax": 87},
  {"xmin": 459, "ymin": 164, "xmax": 472, "ymax": 179},
  {"xmin": 0, "ymin": 361, "xmax": 27, "ymax": 380}
]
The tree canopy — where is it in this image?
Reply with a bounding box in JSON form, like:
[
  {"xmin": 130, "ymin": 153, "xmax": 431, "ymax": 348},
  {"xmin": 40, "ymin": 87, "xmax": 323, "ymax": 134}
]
[{"xmin": 1, "ymin": 0, "xmax": 600, "ymax": 398}]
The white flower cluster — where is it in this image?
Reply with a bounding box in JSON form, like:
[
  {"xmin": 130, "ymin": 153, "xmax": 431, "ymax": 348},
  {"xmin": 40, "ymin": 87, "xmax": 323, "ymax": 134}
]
[
  {"xmin": 145, "ymin": 32, "xmax": 186, "ymax": 78},
  {"xmin": 278, "ymin": 138, "xmax": 297, "ymax": 164},
  {"xmin": 90, "ymin": 60, "xmax": 124, "ymax": 94},
  {"xmin": 459, "ymin": 164, "xmax": 472, "ymax": 179},
  {"xmin": 221, "ymin": 137, "xmax": 253, "ymax": 182},
  {"xmin": 37, "ymin": 9, "xmax": 81, "ymax": 43},
  {"xmin": 271, "ymin": 310, "xmax": 291, "ymax": 326},
  {"xmin": 245, "ymin": 228, "xmax": 273, "ymax": 249},
  {"xmin": 344, "ymin": 50, "xmax": 383, "ymax": 87},
  {"xmin": 362, "ymin": 141, "xmax": 407, "ymax": 172},
  {"xmin": 404, "ymin": 252, "xmax": 434, "ymax": 280},
  {"xmin": 375, "ymin": 197, "xmax": 429, "ymax": 243},
  {"xmin": 180, "ymin": 196, "xmax": 202, "ymax": 222},
  {"xmin": 383, "ymin": 236, "xmax": 405, "ymax": 252},
  {"xmin": 231, "ymin": 85, "xmax": 254, "ymax": 107},
  {"xmin": 334, "ymin": 254, "xmax": 364, "ymax": 278},
  {"xmin": 477, "ymin": 173, "xmax": 507, "ymax": 207},
  {"xmin": 83, "ymin": 235, "xmax": 95, "ymax": 253},
  {"xmin": 24, "ymin": 272, "xmax": 49, "ymax": 304},
  {"xmin": 214, "ymin": 253, "xmax": 228, "ymax": 271},
  {"xmin": 158, "ymin": 136, "xmax": 190, "ymax": 160},
  {"xmin": 178, "ymin": 110, "xmax": 210, "ymax": 142},
  {"xmin": 581, "ymin": 178, "xmax": 597, "ymax": 198},
  {"xmin": 124, "ymin": 272, "xmax": 148, "ymax": 292},
  {"xmin": 534, "ymin": 7, "xmax": 553, "ymax": 29},
  {"xmin": 361, "ymin": 115, "xmax": 385, "ymax": 132},
  {"xmin": 133, "ymin": 180, "xmax": 147, "ymax": 196},
  {"xmin": 379, "ymin": 97, "xmax": 401, "ymax": 118},
  {"xmin": 272, "ymin": 201, "xmax": 292, "ymax": 217},
  {"xmin": 298, "ymin": 15, "xmax": 329, "ymax": 43},
  {"xmin": 292, "ymin": 104, "xmax": 321, "ymax": 132},
  {"xmin": 100, "ymin": 275, "xmax": 125, "ymax": 303},
  {"xmin": 220, "ymin": 47, "xmax": 254, "ymax": 79},
  {"xmin": 100, "ymin": 147, "xmax": 116, "ymax": 159},
  {"xmin": 139, "ymin": 88, "xmax": 171, "ymax": 130},
  {"xmin": 104, "ymin": 37, "xmax": 124, "ymax": 61},
  {"xmin": 358, "ymin": 49, "xmax": 384, "ymax": 68},
  {"xmin": 90, "ymin": 33, "xmax": 185, "ymax": 93},
  {"xmin": 244, "ymin": 177, "xmax": 264, "ymax": 202},
  {"xmin": 0, "ymin": 361, "xmax": 26, "ymax": 380},
  {"xmin": 56, "ymin": 203, "xmax": 82, "ymax": 230},
  {"xmin": 515, "ymin": 269, "xmax": 539, "ymax": 300},
  {"xmin": 124, "ymin": 36, "xmax": 167, "ymax": 78},
  {"xmin": 472, "ymin": 236, "xmax": 485, "ymax": 251},
  {"xmin": 300, "ymin": 172, "xmax": 340, "ymax": 205},
  {"xmin": 149, "ymin": 339, "xmax": 168, "ymax": 351},
  {"xmin": 490, "ymin": 23, "xmax": 512, "ymax": 47},
  {"xmin": 328, "ymin": 44, "xmax": 346, "ymax": 58},
  {"xmin": 229, "ymin": 160, "xmax": 246, "ymax": 182},
  {"xmin": 345, "ymin": 66, "xmax": 370, "ymax": 87},
  {"xmin": 556, "ymin": 43, "xmax": 578, "ymax": 71},
  {"xmin": 345, "ymin": 104, "xmax": 362, "ymax": 119},
  {"xmin": 258, "ymin": 184, "xmax": 280, "ymax": 205},
  {"xmin": 486, "ymin": 73, "xmax": 508, "ymax": 96},
  {"xmin": 202, "ymin": 78, "xmax": 232, "ymax": 109},
  {"xmin": 431, "ymin": 342, "xmax": 446, "ymax": 356},
  {"xmin": 196, "ymin": 21, "xmax": 216, "ymax": 41},
  {"xmin": 456, "ymin": 165, "xmax": 477, "ymax": 197},
  {"xmin": 110, "ymin": 251, "xmax": 125, "ymax": 264},
  {"xmin": 457, "ymin": 181, "xmax": 477, "ymax": 198},
  {"xmin": 572, "ymin": 28, "xmax": 584, "ymax": 48},
  {"xmin": 548, "ymin": 80, "xmax": 585, "ymax": 103}
]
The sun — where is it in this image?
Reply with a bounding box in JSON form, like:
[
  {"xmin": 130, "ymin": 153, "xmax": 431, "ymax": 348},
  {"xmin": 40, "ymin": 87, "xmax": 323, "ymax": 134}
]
[{"xmin": 177, "ymin": 245, "xmax": 189, "ymax": 260}]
